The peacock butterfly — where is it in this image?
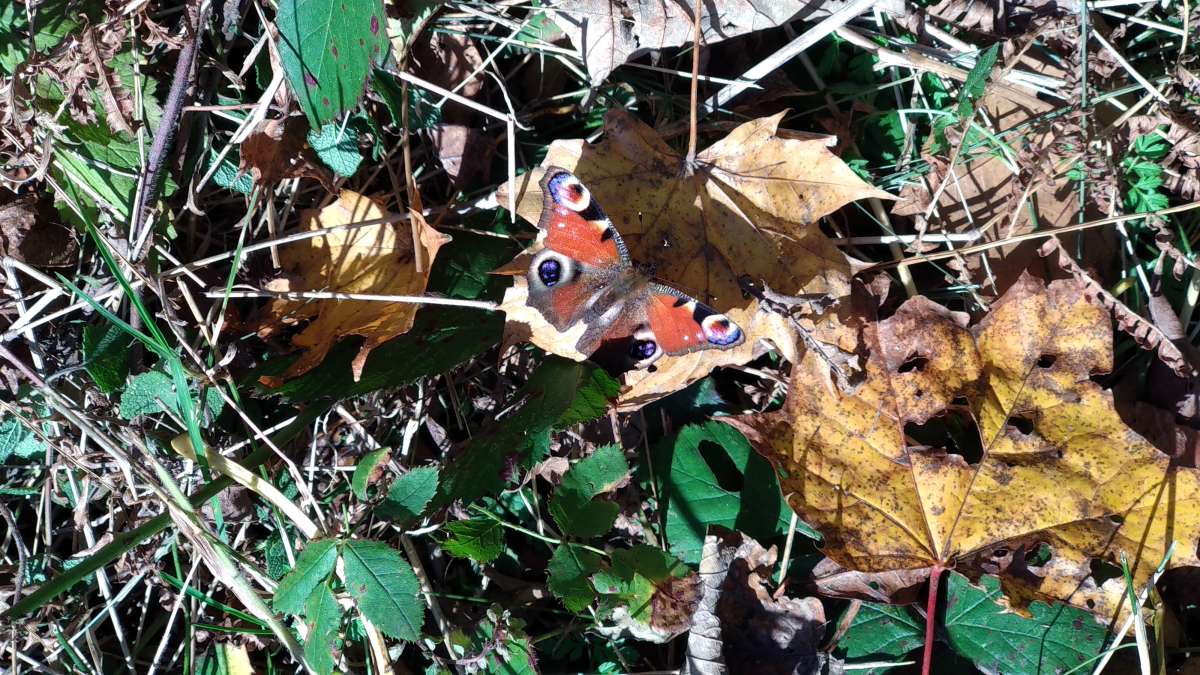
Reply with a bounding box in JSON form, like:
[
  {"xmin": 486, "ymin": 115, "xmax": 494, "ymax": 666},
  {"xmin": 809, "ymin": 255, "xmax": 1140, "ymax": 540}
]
[{"xmin": 524, "ymin": 167, "xmax": 744, "ymax": 370}]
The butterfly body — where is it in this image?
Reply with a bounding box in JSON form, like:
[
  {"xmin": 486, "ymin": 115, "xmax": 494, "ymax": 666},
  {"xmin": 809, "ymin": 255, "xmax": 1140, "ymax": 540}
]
[{"xmin": 525, "ymin": 168, "xmax": 744, "ymax": 370}]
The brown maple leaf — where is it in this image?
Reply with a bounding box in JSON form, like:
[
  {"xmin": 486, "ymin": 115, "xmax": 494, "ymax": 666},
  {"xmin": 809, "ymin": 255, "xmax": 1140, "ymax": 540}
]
[
  {"xmin": 724, "ymin": 273, "xmax": 1200, "ymax": 621},
  {"xmin": 256, "ymin": 191, "xmax": 450, "ymax": 386}
]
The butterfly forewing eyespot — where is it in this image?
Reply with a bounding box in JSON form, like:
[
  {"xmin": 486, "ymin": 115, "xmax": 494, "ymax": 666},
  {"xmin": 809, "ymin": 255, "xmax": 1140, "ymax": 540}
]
[
  {"xmin": 701, "ymin": 313, "xmax": 742, "ymax": 346},
  {"xmin": 548, "ymin": 171, "xmax": 592, "ymax": 212},
  {"xmin": 529, "ymin": 249, "xmax": 576, "ymax": 289}
]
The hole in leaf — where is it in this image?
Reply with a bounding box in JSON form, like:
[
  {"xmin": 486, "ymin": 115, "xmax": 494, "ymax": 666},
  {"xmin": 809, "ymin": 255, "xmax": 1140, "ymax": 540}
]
[
  {"xmin": 1089, "ymin": 557, "xmax": 1124, "ymax": 586},
  {"xmin": 991, "ymin": 547, "xmax": 1010, "ymax": 559},
  {"xmin": 951, "ymin": 395, "xmax": 969, "ymax": 406},
  {"xmin": 1024, "ymin": 542, "xmax": 1052, "ymax": 566},
  {"xmin": 698, "ymin": 439, "xmax": 744, "ymax": 493},
  {"xmin": 904, "ymin": 412, "xmax": 983, "ymax": 463},
  {"xmin": 1036, "ymin": 354, "xmax": 1057, "ymax": 368},
  {"xmin": 1009, "ymin": 415, "xmax": 1035, "ymax": 435},
  {"xmin": 1109, "ymin": 514, "xmax": 1125, "ymax": 525},
  {"xmin": 898, "ymin": 355, "xmax": 929, "ymax": 373}
]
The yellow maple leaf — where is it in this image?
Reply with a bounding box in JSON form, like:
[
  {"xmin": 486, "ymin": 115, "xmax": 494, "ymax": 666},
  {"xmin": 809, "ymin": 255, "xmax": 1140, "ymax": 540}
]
[
  {"xmin": 496, "ymin": 110, "xmax": 888, "ymax": 408},
  {"xmin": 724, "ymin": 273, "xmax": 1200, "ymax": 620},
  {"xmin": 257, "ymin": 190, "xmax": 450, "ymax": 386}
]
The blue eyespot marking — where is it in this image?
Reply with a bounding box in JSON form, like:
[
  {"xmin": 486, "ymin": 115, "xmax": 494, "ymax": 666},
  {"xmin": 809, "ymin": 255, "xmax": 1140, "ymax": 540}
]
[
  {"xmin": 537, "ymin": 259, "xmax": 562, "ymax": 286},
  {"xmin": 702, "ymin": 316, "xmax": 742, "ymax": 346},
  {"xmin": 630, "ymin": 339, "xmax": 658, "ymax": 360}
]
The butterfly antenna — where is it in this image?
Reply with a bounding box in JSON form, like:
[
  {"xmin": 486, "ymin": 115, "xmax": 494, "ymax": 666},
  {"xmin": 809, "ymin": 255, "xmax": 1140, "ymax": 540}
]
[{"xmin": 738, "ymin": 276, "xmax": 855, "ymax": 388}]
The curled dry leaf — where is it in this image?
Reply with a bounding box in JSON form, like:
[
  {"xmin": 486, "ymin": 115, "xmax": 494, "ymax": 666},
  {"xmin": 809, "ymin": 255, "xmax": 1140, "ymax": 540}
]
[
  {"xmin": 723, "ymin": 273, "xmax": 1200, "ymax": 621},
  {"xmin": 809, "ymin": 557, "xmax": 929, "ymax": 605},
  {"xmin": 0, "ymin": 195, "xmax": 78, "ymax": 268},
  {"xmin": 496, "ymin": 109, "xmax": 887, "ymax": 407},
  {"xmin": 683, "ymin": 528, "xmax": 830, "ymax": 675},
  {"xmin": 256, "ymin": 191, "xmax": 450, "ymax": 386},
  {"xmin": 1040, "ymin": 238, "xmax": 1200, "ymax": 378}
]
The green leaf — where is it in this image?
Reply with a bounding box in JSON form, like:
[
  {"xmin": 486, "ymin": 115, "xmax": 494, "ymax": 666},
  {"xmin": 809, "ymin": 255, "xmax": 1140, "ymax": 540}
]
[
  {"xmin": 548, "ymin": 445, "xmax": 628, "ymax": 539},
  {"xmin": 473, "ymin": 610, "xmax": 540, "ymax": 675},
  {"xmin": 443, "ymin": 518, "xmax": 504, "ymax": 563},
  {"xmin": 944, "ymin": 572, "xmax": 1108, "ymax": 674},
  {"xmin": 276, "ymin": 0, "xmax": 389, "ymax": 126},
  {"xmin": 0, "ymin": 415, "xmax": 47, "ymax": 464},
  {"xmin": 592, "ymin": 545, "xmax": 691, "ymax": 629},
  {"xmin": 119, "ymin": 371, "xmax": 223, "ymax": 420},
  {"xmin": 308, "ymin": 122, "xmax": 363, "ymax": 177},
  {"xmin": 958, "ymin": 44, "xmax": 1000, "ymax": 118},
  {"xmin": 341, "ymin": 539, "xmax": 424, "ymax": 641},
  {"xmin": 259, "ymin": 307, "xmax": 501, "ymax": 403},
  {"xmin": 659, "ymin": 422, "xmax": 818, "ymax": 563},
  {"xmin": 0, "ymin": 0, "xmax": 93, "ymax": 75},
  {"xmin": 375, "ymin": 466, "xmax": 439, "ymax": 524},
  {"xmin": 303, "ymin": 583, "xmax": 342, "ymax": 675},
  {"xmin": 82, "ymin": 321, "xmax": 131, "ymax": 394},
  {"xmin": 425, "ymin": 228, "xmax": 521, "ymax": 301},
  {"xmin": 837, "ymin": 601, "xmax": 923, "ymax": 662},
  {"xmin": 438, "ymin": 357, "xmax": 589, "ymax": 504},
  {"xmin": 547, "ymin": 544, "xmax": 602, "ymax": 612},
  {"xmin": 351, "ymin": 447, "xmax": 391, "ymax": 500},
  {"xmin": 273, "ymin": 540, "xmax": 338, "ymax": 616},
  {"xmin": 555, "ymin": 367, "xmax": 620, "ymax": 428},
  {"xmin": 264, "ymin": 535, "xmax": 291, "ymax": 580},
  {"xmin": 209, "ymin": 147, "xmax": 254, "ymax": 195}
]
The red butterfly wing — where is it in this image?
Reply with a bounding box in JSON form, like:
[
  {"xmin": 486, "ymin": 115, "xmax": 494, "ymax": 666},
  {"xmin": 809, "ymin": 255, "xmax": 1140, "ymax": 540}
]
[
  {"xmin": 537, "ymin": 168, "xmax": 630, "ymax": 268},
  {"xmin": 645, "ymin": 285, "xmax": 744, "ymax": 355}
]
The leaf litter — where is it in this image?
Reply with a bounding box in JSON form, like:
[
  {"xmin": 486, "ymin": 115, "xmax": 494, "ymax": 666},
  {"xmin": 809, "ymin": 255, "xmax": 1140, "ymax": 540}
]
[{"xmin": 725, "ymin": 273, "xmax": 1200, "ymax": 621}]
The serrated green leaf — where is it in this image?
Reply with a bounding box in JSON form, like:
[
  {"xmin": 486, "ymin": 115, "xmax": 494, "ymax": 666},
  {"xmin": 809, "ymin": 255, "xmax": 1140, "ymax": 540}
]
[
  {"xmin": 548, "ymin": 445, "xmax": 628, "ymax": 539},
  {"xmin": 838, "ymin": 601, "xmax": 922, "ymax": 662},
  {"xmin": 556, "ymin": 367, "xmax": 620, "ymax": 428},
  {"xmin": 0, "ymin": 0, "xmax": 94, "ymax": 75},
  {"xmin": 944, "ymin": 572, "xmax": 1108, "ymax": 674},
  {"xmin": 264, "ymin": 535, "xmax": 291, "ymax": 580},
  {"xmin": 958, "ymin": 44, "xmax": 1000, "ymax": 118},
  {"xmin": 308, "ymin": 122, "xmax": 363, "ymax": 177},
  {"xmin": 276, "ymin": 0, "xmax": 389, "ymax": 125},
  {"xmin": 303, "ymin": 583, "xmax": 342, "ymax": 675},
  {"xmin": 351, "ymin": 448, "xmax": 391, "ymax": 500},
  {"xmin": 438, "ymin": 357, "xmax": 588, "ymax": 504},
  {"xmin": 209, "ymin": 148, "xmax": 254, "ymax": 195},
  {"xmin": 592, "ymin": 545, "xmax": 690, "ymax": 629},
  {"xmin": 0, "ymin": 415, "xmax": 47, "ymax": 464},
  {"xmin": 443, "ymin": 518, "xmax": 504, "ymax": 563},
  {"xmin": 375, "ymin": 466, "xmax": 439, "ymax": 523},
  {"xmin": 547, "ymin": 544, "xmax": 602, "ymax": 612},
  {"xmin": 273, "ymin": 540, "xmax": 338, "ymax": 616},
  {"xmin": 659, "ymin": 422, "xmax": 818, "ymax": 563},
  {"xmin": 119, "ymin": 371, "xmax": 223, "ymax": 420},
  {"xmin": 341, "ymin": 539, "xmax": 424, "ymax": 641},
  {"xmin": 82, "ymin": 321, "xmax": 131, "ymax": 394}
]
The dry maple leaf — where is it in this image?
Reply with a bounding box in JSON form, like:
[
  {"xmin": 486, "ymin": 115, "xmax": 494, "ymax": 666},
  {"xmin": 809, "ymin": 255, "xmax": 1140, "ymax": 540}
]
[
  {"xmin": 724, "ymin": 273, "xmax": 1200, "ymax": 621},
  {"xmin": 683, "ymin": 528, "xmax": 830, "ymax": 675},
  {"xmin": 256, "ymin": 191, "xmax": 450, "ymax": 386},
  {"xmin": 496, "ymin": 109, "xmax": 888, "ymax": 408}
]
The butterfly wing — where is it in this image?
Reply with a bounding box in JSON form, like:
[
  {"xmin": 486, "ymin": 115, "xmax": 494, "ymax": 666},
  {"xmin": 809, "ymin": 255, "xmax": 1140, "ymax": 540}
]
[
  {"xmin": 526, "ymin": 168, "xmax": 630, "ymax": 337},
  {"xmin": 537, "ymin": 167, "xmax": 631, "ymax": 268},
  {"xmin": 592, "ymin": 283, "xmax": 745, "ymax": 370}
]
